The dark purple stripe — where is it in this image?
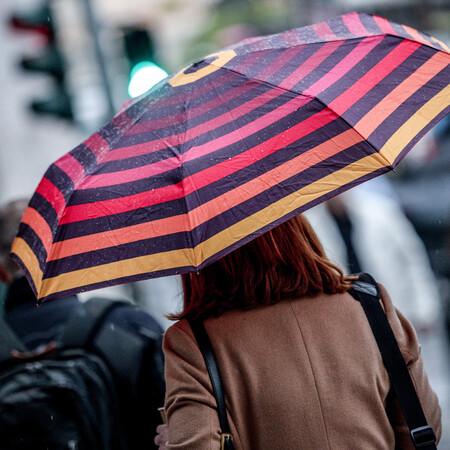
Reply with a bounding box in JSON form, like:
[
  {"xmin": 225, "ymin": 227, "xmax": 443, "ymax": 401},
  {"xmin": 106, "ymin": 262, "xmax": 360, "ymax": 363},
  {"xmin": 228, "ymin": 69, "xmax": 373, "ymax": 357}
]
[
  {"xmin": 122, "ymin": 82, "xmax": 173, "ymax": 121},
  {"xmin": 56, "ymin": 113, "xmax": 350, "ymax": 240},
  {"xmin": 67, "ymin": 95, "xmax": 325, "ymax": 205},
  {"xmin": 341, "ymin": 43, "xmax": 439, "ymax": 127},
  {"xmin": 123, "ymin": 53, "xmax": 251, "ymax": 121},
  {"xmin": 45, "ymin": 230, "xmax": 190, "ymax": 277},
  {"xmin": 368, "ymin": 65, "xmax": 450, "ymax": 149},
  {"xmin": 189, "ymin": 142, "xmax": 379, "ymax": 243},
  {"xmin": 115, "ymin": 78, "xmax": 271, "ymax": 150},
  {"xmin": 54, "ymin": 198, "xmax": 186, "ymax": 241},
  {"xmin": 43, "ymin": 164, "xmax": 74, "ymax": 202},
  {"xmin": 118, "ymin": 44, "xmax": 321, "ymax": 148},
  {"xmin": 46, "ymin": 139, "xmax": 378, "ymax": 276},
  {"xmin": 38, "ymin": 265, "xmax": 192, "ymax": 304},
  {"xmin": 290, "ymin": 38, "xmax": 364, "ymax": 94},
  {"xmin": 295, "ymin": 22, "xmax": 322, "ymax": 44},
  {"xmin": 96, "ymin": 86, "xmax": 295, "ymax": 174},
  {"xmin": 385, "ymin": 19, "xmax": 410, "ymax": 40},
  {"xmin": 69, "ymin": 143, "xmax": 98, "ymax": 175},
  {"xmin": 29, "ymin": 192, "xmax": 59, "ymax": 232},
  {"xmin": 196, "ymin": 166, "xmax": 391, "ymax": 273},
  {"xmin": 392, "ymin": 105, "xmax": 450, "ymax": 167},
  {"xmin": 257, "ymin": 32, "xmax": 290, "ymax": 52},
  {"xmin": 18, "ymin": 222, "xmax": 48, "ymax": 272},
  {"xmin": 359, "ymin": 13, "xmax": 383, "ymax": 36},
  {"xmin": 328, "ymin": 15, "xmax": 358, "ymax": 39},
  {"xmin": 132, "ymin": 50, "xmax": 263, "ymax": 118},
  {"xmin": 317, "ymin": 36, "xmax": 403, "ymax": 105}
]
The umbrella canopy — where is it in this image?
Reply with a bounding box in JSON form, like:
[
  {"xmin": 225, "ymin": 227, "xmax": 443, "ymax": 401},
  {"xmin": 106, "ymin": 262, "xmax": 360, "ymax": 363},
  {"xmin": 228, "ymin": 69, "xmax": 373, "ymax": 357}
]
[{"xmin": 12, "ymin": 12, "xmax": 450, "ymax": 303}]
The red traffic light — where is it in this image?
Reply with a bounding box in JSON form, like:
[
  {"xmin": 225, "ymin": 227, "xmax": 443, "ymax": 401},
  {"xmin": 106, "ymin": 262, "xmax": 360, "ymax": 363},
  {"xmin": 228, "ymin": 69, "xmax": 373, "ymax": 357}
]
[{"xmin": 9, "ymin": 4, "xmax": 53, "ymax": 40}]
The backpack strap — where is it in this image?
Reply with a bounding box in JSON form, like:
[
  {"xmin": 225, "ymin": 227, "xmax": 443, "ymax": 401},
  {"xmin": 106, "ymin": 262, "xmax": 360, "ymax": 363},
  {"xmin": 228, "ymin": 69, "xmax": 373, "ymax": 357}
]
[
  {"xmin": 59, "ymin": 297, "xmax": 146, "ymax": 399},
  {"xmin": 189, "ymin": 320, "xmax": 234, "ymax": 450},
  {"xmin": 59, "ymin": 297, "xmax": 129, "ymax": 348},
  {"xmin": 348, "ymin": 273, "xmax": 437, "ymax": 450},
  {"xmin": 0, "ymin": 315, "xmax": 27, "ymax": 365}
]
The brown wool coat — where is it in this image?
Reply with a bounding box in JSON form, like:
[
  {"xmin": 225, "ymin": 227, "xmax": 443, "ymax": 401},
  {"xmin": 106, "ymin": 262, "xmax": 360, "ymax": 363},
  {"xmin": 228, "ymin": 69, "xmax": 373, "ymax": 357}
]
[{"xmin": 163, "ymin": 284, "xmax": 441, "ymax": 449}]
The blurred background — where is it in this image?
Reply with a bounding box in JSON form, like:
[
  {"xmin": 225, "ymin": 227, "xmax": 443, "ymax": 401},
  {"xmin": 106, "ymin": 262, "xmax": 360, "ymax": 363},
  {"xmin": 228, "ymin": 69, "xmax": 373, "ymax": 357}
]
[{"xmin": 0, "ymin": 0, "xmax": 449, "ymax": 445}]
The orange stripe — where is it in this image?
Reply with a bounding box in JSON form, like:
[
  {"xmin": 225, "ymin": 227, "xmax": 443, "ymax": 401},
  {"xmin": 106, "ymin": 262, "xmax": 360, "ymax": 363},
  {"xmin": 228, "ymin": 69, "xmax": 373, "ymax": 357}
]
[
  {"xmin": 380, "ymin": 84, "xmax": 450, "ymax": 162},
  {"xmin": 402, "ymin": 24, "xmax": 441, "ymax": 49},
  {"xmin": 199, "ymin": 153, "xmax": 388, "ymax": 262},
  {"xmin": 48, "ymin": 129, "xmax": 363, "ymax": 261},
  {"xmin": 21, "ymin": 207, "xmax": 53, "ymax": 254},
  {"xmin": 188, "ymin": 129, "xmax": 364, "ymax": 230},
  {"xmin": 355, "ymin": 51, "xmax": 449, "ymax": 140},
  {"xmin": 50, "ymin": 214, "xmax": 190, "ymax": 260},
  {"xmin": 11, "ymin": 237, "xmax": 43, "ymax": 294},
  {"xmin": 38, "ymin": 152, "xmax": 388, "ymax": 299}
]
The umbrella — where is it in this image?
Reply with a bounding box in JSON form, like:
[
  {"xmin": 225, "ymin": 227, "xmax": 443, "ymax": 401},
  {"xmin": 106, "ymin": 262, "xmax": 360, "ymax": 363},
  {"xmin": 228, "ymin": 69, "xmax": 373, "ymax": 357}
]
[{"xmin": 12, "ymin": 12, "xmax": 450, "ymax": 303}]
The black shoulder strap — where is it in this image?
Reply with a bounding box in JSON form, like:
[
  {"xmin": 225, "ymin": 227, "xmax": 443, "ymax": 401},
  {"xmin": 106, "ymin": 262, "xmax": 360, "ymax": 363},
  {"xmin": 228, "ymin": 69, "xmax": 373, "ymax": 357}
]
[
  {"xmin": 348, "ymin": 273, "xmax": 437, "ymax": 450},
  {"xmin": 0, "ymin": 315, "xmax": 27, "ymax": 365},
  {"xmin": 59, "ymin": 297, "xmax": 146, "ymax": 399},
  {"xmin": 59, "ymin": 297, "xmax": 130, "ymax": 348},
  {"xmin": 189, "ymin": 320, "xmax": 234, "ymax": 450}
]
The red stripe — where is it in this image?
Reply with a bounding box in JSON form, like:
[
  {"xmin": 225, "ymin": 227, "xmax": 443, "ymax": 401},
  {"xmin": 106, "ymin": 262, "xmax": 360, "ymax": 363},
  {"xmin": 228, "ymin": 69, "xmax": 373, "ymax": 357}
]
[
  {"xmin": 124, "ymin": 47, "xmax": 299, "ymax": 140},
  {"xmin": 36, "ymin": 178, "xmax": 66, "ymax": 220},
  {"xmin": 111, "ymin": 107, "xmax": 137, "ymax": 133},
  {"xmin": 120, "ymin": 76, "xmax": 255, "ymax": 140},
  {"xmin": 342, "ymin": 12, "xmax": 369, "ymax": 37},
  {"xmin": 134, "ymin": 50, "xmax": 261, "ymax": 114},
  {"xmin": 184, "ymin": 96, "xmax": 312, "ymax": 162},
  {"xmin": 102, "ymin": 45, "xmax": 317, "ymax": 165},
  {"xmin": 83, "ymin": 133, "xmax": 110, "ymax": 159},
  {"xmin": 304, "ymin": 35, "xmax": 383, "ymax": 98},
  {"xmin": 279, "ymin": 40, "xmax": 343, "ymax": 92},
  {"xmin": 257, "ymin": 45, "xmax": 307, "ymax": 82},
  {"xmin": 60, "ymin": 106, "xmax": 338, "ymax": 224},
  {"xmin": 82, "ymin": 94, "xmax": 312, "ymax": 189},
  {"xmin": 54, "ymin": 153, "xmax": 86, "ymax": 185},
  {"xmin": 327, "ymin": 39, "xmax": 421, "ymax": 115},
  {"xmin": 281, "ymin": 29, "xmax": 305, "ymax": 45},
  {"xmin": 401, "ymin": 23, "xmax": 438, "ymax": 49},
  {"xmin": 372, "ymin": 15, "xmax": 399, "ymax": 37},
  {"xmin": 83, "ymin": 41, "xmax": 357, "ymax": 188},
  {"xmin": 312, "ymin": 21, "xmax": 339, "ymax": 41}
]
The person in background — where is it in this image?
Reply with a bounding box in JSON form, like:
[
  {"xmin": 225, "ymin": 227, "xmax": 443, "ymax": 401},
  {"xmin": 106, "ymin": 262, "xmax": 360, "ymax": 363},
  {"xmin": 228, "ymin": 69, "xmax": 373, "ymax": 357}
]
[
  {"xmin": 159, "ymin": 214, "xmax": 441, "ymax": 449},
  {"xmin": 0, "ymin": 198, "xmax": 166, "ymax": 449},
  {"xmin": 305, "ymin": 179, "xmax": 442, "ymax": 333}
]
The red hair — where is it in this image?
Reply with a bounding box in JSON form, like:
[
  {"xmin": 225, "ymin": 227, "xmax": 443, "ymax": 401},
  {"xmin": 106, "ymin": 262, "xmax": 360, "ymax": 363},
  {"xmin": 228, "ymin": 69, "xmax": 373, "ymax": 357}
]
[{"xmin": 172, "ymin": 214, "xmax": 350, "ymax": 321}]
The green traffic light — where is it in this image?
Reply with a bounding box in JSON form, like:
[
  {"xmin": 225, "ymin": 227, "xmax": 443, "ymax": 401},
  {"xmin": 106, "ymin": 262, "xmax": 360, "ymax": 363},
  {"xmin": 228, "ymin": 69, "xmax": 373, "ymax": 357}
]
[{"xmin": 128, "ymin": 61, "xmax": 168, "ymax": 98}]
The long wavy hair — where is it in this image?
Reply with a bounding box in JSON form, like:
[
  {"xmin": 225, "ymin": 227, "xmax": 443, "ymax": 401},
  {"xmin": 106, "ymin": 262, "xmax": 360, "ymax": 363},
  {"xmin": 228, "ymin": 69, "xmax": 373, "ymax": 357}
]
[{"xmin": 172, "ymin": 214, "xmax": 350, "ymax": 321}]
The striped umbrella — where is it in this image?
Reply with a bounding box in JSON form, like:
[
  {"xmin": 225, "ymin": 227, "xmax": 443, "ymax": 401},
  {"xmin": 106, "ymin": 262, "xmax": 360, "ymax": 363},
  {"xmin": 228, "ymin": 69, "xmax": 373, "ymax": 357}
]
[{"xmin": 12, "ymin": 12, "xmax": 450, "ymax": 303}]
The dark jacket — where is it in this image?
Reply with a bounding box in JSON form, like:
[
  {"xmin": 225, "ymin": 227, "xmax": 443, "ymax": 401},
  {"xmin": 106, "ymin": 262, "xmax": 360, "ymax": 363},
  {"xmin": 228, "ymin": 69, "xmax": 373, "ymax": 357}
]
[{"xmin": 4, "ymin": 275, "xmax": 165, "ymax": 449}]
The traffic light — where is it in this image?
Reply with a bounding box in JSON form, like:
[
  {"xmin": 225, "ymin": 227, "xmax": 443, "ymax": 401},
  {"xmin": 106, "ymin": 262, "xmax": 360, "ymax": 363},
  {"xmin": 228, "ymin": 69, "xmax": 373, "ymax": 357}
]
[
  {"xmin": 123, "ymin": 28, "xmax": 168, "ymax": 98},
  {"xmin": 9, "ymin": 1, "xmax": 73, "ymax": 120}
]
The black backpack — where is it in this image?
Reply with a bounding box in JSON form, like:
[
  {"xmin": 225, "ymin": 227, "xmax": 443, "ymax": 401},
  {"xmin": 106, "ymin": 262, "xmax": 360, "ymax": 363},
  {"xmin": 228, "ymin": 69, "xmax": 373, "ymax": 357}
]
[{"xmin": 0, "ymin": 297, "xmax": 165, "ymax": 450}]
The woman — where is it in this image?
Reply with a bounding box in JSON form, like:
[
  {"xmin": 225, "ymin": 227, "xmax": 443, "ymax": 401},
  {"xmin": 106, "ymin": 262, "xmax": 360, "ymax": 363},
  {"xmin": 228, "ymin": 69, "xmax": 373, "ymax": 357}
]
[{"xmin": 160, "ymin": 214, "xmax": 441, "ymax": 449}]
